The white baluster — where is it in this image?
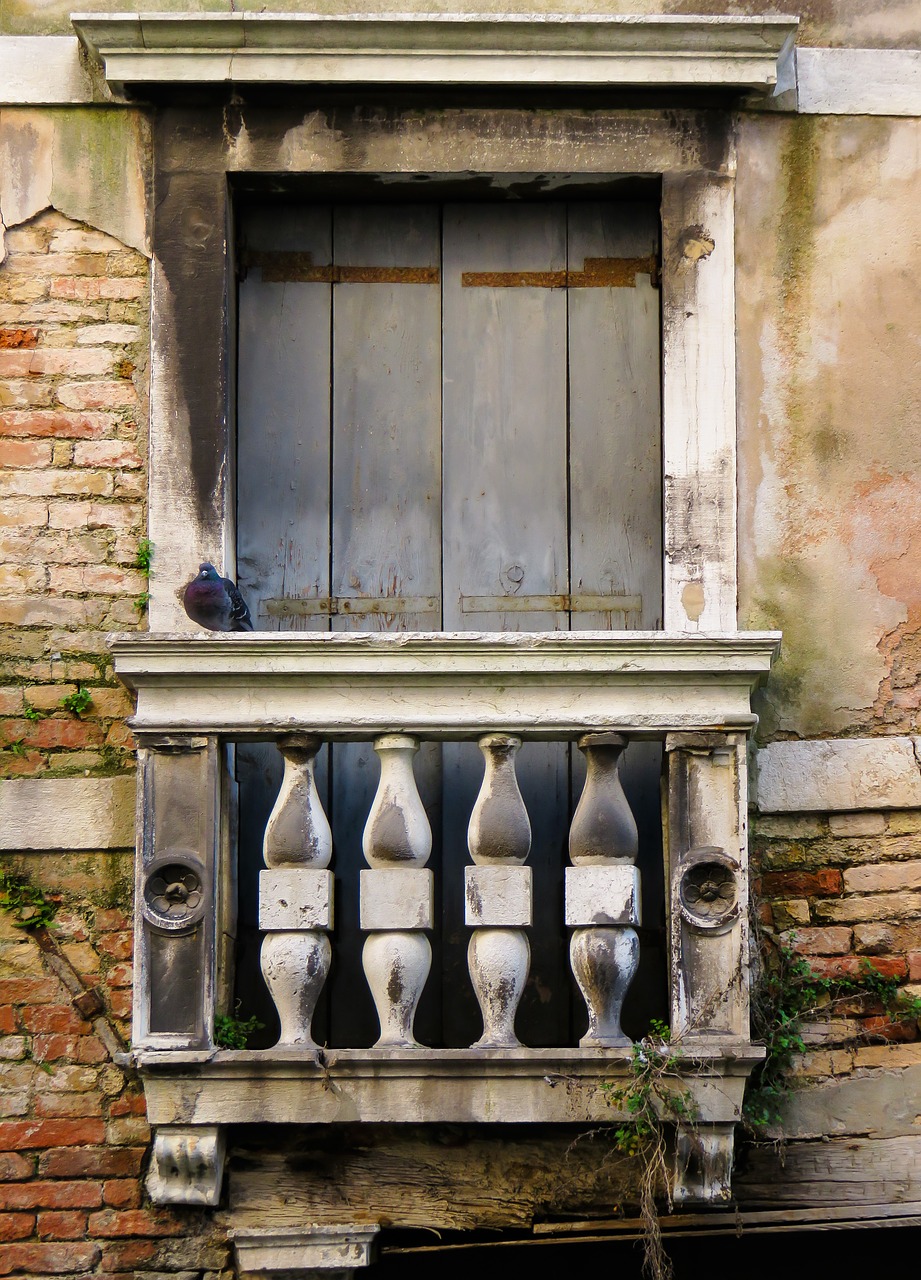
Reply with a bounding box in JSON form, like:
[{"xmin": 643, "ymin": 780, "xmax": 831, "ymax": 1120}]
[
  {"xmin": 360, "ymin": 735, "xmax": 433, "ymax": 1048},
  {"xmin": 259, "ymin": 736, "xmax": 333, "ymax": 1050},
  {"xmin": 465, "ymin": 734, "xmax": 532, "ymax": 1048},
  {"xmin": 566, "ymin": 733, "xmax": 642, "ymax": 1047}
]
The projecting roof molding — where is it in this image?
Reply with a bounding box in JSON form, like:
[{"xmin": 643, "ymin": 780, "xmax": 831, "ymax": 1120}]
[{"xmin": 71, "ymin": 11, "xmax": 799, "ymax": 90}]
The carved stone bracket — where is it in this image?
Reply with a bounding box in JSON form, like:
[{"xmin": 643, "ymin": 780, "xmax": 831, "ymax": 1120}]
[
  {"xmin": 232, "ymin": 1225, "xmax": 381, "ymax": 1279},
  {"xmin": 148, "ymin": 1124, "xmax": 226, "ymax": 1206},
  {"xmin": 672, "ymin": 1121, "xmax": 735, "ymax": 1205}
]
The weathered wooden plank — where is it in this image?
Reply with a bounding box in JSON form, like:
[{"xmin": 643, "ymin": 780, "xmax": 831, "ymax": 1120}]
[
  {"xmin": 227, "ymin": 1128, "xmax": 642, "ymax": 1230},
  {"xmin": 329, "ymin": 205, "xmax": 443, "ymax": 1046},
  {"xmin": 442, "ymin": 204, "xmax": 570, "ymax": 1047},
  {"xmin": 568, "ymin": 201, "xmax": 662, "ymax": 634},
  {"xmin": 735, "ymin": 1135, "xmax": 921, "ymax": 1208},
  {"xmin": 237, "ymin": 204, "xmax": 333, "ymax": 629}
]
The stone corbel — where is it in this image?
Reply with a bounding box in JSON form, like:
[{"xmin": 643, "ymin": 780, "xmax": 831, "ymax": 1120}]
[
  {"xmin": 232, "ymin": 1225, "xmax": 381, "ymax": 1279},
  {"xmin": 672, "ymin": 1121, "xmax": 735, "ymax": 1205},
  {"xmin": 148, "ymin": 1124, "xmax": 226, "ymax": 1206}
]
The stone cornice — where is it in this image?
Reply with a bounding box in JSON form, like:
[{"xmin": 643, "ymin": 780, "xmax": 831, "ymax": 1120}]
[
  {"xmin": 110, "ymin": 630, "xmax": 781, "ymax": 737},
  {"xmin": 71, "ymin": 11, "xmax": 798, "ymax": 89}
]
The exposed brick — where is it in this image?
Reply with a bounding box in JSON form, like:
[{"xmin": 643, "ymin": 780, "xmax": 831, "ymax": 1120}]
[
  {"xmin": 0, "ymin": 499, "xmax": 48, "ymax": 528},
  {"xmin": 105, "ymin": 1118, "xmax": 150, "ymax": 1146},
  {"xmin": 32, "ymin": 1035, "xmax": 108, "ymax": 1065},
  {"xmin": 101, "ymin": 1181, "xmax": 140, "ymax": 1210},
  {"xmin": 0, "ymin": 1009, "xmax": 16, "ymax": 1035},
  {"xmin": 106, "ymin": 990, "xmax": 132, "ymax": 1020},
  {"xmin": 47, "ymin": 500, "xmax": 141, "ymax": 532},
  {"xmin": 48, "ymin": 230, "xmax": 127, "ymax": 255},
  {"xmin": 55, "ymin": 382, "xmax": 137, "ymax": 411},
  {"xmin": 94, "ymin": 910, "xmax": 130, "ymax": 933},
  {"xmin": 0, "ymin": 977, "xmax": 58, "ymax": 1008},
  {"xmin": 0, "ymin": 330, "xmax": 38, "ymax": 349},
  {"xmin": 88, "ymin": 1209, "xmax": 185, "ymax": 1239},
  {"xmin": 0, "ymin": 440, "xmax": 53, "ymax": 468},
  {"xmin": 34, "ymin": 1094, "xmax": 103, "ymax": 1120},
  {"xmin": 0, "ymin": 1119, "xmax": 106, "ymax": 1151},
  {"xmin": 0, "ymin": 1217, "xmax": 33, "ymax": 1243},
  {"xmin": 0, "ymin": 467, "xmax": 114, "ymax": 498},
  {"xmin": 38, "ymin": 1147, "xmax": 144, "ymax": 1178},
  {"xmin": 844, "ymin": 860, "xmax": 921, "ymax": 894},
  {"xmin": 107, "ymin": 1095, "xmax": 145, "ymax": 1120},
  {"xmin": 75, "ymin": 325, "xmax": 141, "ymax": 347},
  {"xmin": 0, "ymin": 1183, "xmax": 103, "ymax": 1211},
  {"xmin": 859, "ymin": 1015, "xmax": 918, "ymax": 1042},
  {"xmin": 853, "ymin": 1043, "xmax": 921, "ymax": 1068},
  {"xmin": 37, "ymin": 1210, "xmax": 88, "ymax": 1240},
  {"xmin": 0, "ymin": 598, "xmax": 107, "ymax": 628},
  {"xmin": 48, "ymin": 566, "xmax": 145, "ymax": 595},
  {"xmin": 807, "ymin": 955, "xmax": 909, "ymax": 981},
  {"xmin": 103, "ymin": 963, "xmax": 132, "ymax": 989},
  {"xmin": 760, "ymin": 868, "xmax": 843, "ymax": 897},
  {"xmin": 50, "ymin": 278, "xmax": 144, "ymax": 302},
  {"xmin": 815, "ymin": 891, "xmax": 921, "ymax": 924},
  {"xmin": 0, "ymin": 1041, "xmax": 27, "ymax": 1062},
  {"xmin": 910, "ymin": 951, "xmax": 921, "ymax": 981},
  {"xmin": 0, "ymin": 1155, "xmax": 32, "ymax": 1183},
  {"xmin": 23, "ymin": 721, "xmax": 105, "ymax": 751},
  {"xmin": 36, "ymin": 1066, "xmax": 98, "ymax": 1094},
  {"xmin": 0, "ymin": 1240, "xmax": 101, "ymax": 1274},
  {"xmin": 98, "ymin": 1239, "xmax": 156, "ymax": 1272},
  {"xmin": 0, "ymin": 411, "xmax": 111, "ymax": 439},
  {"xmin": 0, "ymin": 349, "xmax": 114, "ymax": 377},
  {"xmin": 71, "ymin": 441, "xmax": 142, "ymax": 469},
  {"xmin": 96, "ymin": 933, "xmax": 132, "ymax": 962},
  {"xmin": 19, "ymin": 1006, "xmax": 90, "ymax": 1036}
]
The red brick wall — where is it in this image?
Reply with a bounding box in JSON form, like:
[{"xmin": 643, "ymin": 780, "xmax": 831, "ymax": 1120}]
[
  {"xmin": 753, "ymin": 808, "xmax": 921, "ymax": 1078},
  {"xmin": 0, "ymin": 209, "xmax": 148, "ymax": 780},
  {"xmin": 0, "ymin": 209, "xmax": 231, "ymax": 1276}
]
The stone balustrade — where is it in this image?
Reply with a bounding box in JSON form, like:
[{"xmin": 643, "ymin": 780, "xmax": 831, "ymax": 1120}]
[{"xmin": 111, "ymin": 630, "xmax": 779, "ymax": 1207}]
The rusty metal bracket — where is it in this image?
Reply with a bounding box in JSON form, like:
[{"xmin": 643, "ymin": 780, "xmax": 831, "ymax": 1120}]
[
  {"xmin": 460, "ymin": 594, "xmax": 642, "ymax": 614},
  {"xmin": 263, "ymin": 596, "xmax": 439, "ymax": 618},
  {"xmin": 242, "ymin": 250, "xmax": 439, "ymax": 284},
  {"xmin": 461, "ymin": 255, "xmax": 659, "ymax": 289}
]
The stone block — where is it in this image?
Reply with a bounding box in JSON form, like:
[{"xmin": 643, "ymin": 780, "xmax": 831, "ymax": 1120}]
[
  {"xmin": 360, "ymin": 868, "xmax": 433, "ymax": 931},
  {"xmin": 258, "ymin": 869, "xmax": 333, "ymax": 932},
  {"xmin": 829, "ymin": 812, "xmax": 888, "ymax": 837},
  {"xmin": 564, "ymin": 865, "xmax": 641, "ymax": 927},
  {"xmin": 464, "ymin": 866, "xmax": 531, "ymax": 927},
  {"xmin": 755, "ymin": 737, "xmax": 921, "ymax": 813}
]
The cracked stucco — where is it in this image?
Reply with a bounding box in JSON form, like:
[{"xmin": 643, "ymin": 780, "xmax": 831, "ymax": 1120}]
[
  {"xmin": 0, "ymin": 107, "xmax": 150, "ymax": 263},
  {"xmin": 737, "ymin": 114, "xmax": 921, "ymax": 740}
]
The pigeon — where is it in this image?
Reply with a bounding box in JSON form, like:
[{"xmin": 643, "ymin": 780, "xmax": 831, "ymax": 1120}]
[{"xmin": 183, "ymin": 563, "xmax": 253, "ymax": 632}]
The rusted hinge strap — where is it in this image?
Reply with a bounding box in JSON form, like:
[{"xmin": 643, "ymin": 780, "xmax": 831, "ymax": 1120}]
[
  {"xmin": 461, "ymin": 594, "xmax": 642, "ymax": 614},
  {"xmin": 242, "ymin": 251, "xmax": 439, "ymax": 284},
  {"xmin": 462, "ymin": 256, "xmax": 659, "ymax": 289},
  {"xmin": 263, "ymin": 596, "xmax": 439, "ymax": 618}
]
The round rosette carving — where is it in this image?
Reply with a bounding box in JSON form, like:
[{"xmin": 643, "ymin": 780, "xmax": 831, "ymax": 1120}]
[
  {"xmin": 678, "ymin": 847, "xmax": 740, "ymax": 933},
  {"xmin": 142, "ymin": 852, "xmax": 206, "ymax": 933}
]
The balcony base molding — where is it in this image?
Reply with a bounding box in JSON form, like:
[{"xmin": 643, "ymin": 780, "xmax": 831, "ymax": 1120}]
[
  {"xmin": 232, "ymin": 1225, "xmax": 381, "ymax": 1279},
  {"xmin": 138, "ymin": 1043, "xmax": 761, "ymax": 1130}
]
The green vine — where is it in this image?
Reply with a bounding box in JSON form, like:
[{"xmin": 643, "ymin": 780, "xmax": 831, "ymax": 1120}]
[
  {"xmin": 22, "ymin": 702, "xmax": 43, "ymax": 722},
  {"xmin": 599, "ymin": 1020, "xmax": 697, "ymax": 1280},
  {"xmin": 746, "ymin": 939, "xmax": 921, "ymax": 1131},
  {"xmin": 0, "ymin": 869, "xmax": 58, "ymax": 931}
]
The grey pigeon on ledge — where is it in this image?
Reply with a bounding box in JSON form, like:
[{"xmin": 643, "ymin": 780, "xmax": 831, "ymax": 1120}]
[{"xmin": 183, "ymin": 563, "xmax": 253, "ymax": 632}]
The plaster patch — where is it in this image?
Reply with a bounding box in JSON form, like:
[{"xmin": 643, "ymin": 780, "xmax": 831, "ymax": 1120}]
[{"xmin": 0, "ymin": 107, "xmax": 149, "ymax": 257}]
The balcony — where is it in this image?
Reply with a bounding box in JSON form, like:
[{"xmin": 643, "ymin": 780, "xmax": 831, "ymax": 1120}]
[{"xmin": 111, "ymin": 630, "xmax": 779, "ymax": 1209}]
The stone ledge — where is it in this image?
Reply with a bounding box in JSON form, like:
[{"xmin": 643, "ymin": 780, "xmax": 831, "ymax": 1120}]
[
  {"xmin": 0, "ymin": 774, "xmax": 136, "ymax": 850},
  {"xmin": 72, "ymin": 12, "xmax": 797, "ymax": 90},
  {"xmin": 754, "ymin": 737, "xmax": 921, "ymax": 814}
]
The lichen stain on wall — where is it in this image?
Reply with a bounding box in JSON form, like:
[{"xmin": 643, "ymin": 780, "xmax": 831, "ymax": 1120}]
[
  {"xmin": 737, "ymin": 115, "xmax": 921, "ymax": 740},
  {"xmin": 0, "ymin": 108, "xmax": 150, "ymax": 263}
]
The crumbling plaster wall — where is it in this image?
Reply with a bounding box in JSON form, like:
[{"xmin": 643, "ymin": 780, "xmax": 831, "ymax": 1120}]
[
  {"xmin": 0, "ymin": 108, "xmax": 149, "ymax": 263},
  {"xmin": 736, "ymin": 113, "xmax": 921, "ymax": 741}
]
